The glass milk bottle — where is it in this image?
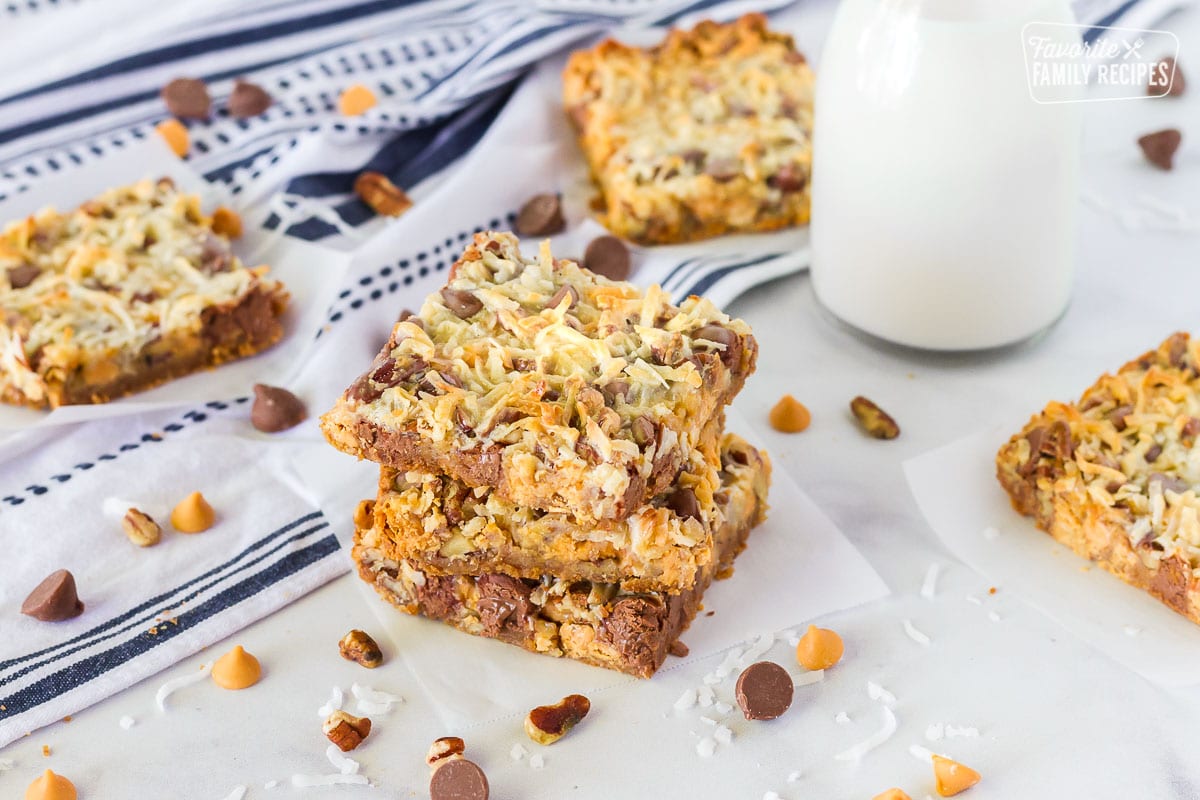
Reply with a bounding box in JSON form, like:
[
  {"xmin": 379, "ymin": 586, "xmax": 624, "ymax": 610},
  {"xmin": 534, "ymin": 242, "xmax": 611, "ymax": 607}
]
[{"xmin": 810, "ymin": 0, "xmax": 1082, "ymax": 351}]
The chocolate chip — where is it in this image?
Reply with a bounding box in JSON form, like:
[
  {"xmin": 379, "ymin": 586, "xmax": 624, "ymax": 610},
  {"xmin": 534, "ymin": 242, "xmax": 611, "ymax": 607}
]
[
  {"xmin": 199, "ymin": 234, "xmax": 232, "ymax": 275},
  {"xmin": 693, "ymin": 323, "xmax": 742, "ymax": 369},
  {"xmin": 546, "ymin": 284, "xmax": 579, "ymax": 310},
  {"xmin": 1150, "ymin": 472, "xmax": 1190, "ymax": 494},
  {"xmin": 1108, "ymin": 404, "xmax": 1133, "ymax": 432},
  {"xmin": 767, "ymin": 163, "xmax": 807, "ymax": 193},
  {"xmin": 429, "ymin": 758, "xmax": 489, "ymax": 800},
  {"xmin": 132, "ymin": 291, "xmax": 159, "ymax": 304},
  {"xmin": 1138, "ymin": 128, "xmax": 1182, "ymax": 171},
  {"xmin": 681, "ymin": 148, "xmax": 706, "ymax": 169},
  {"xmin": 441, "ymin": 287, "xmax": 483, "ymax": 319},
  {"xmin": 228, "ymin": 79, "xmax": 272, "ymax": 118},
  {"xmin": 705, "ymin": 156, "xmax": 741, "ymax": 182},
  {"xmin": 7, "ymin": 263, "xmax": 41, "ymax": 289},
  {"xmin": 630, "ymin": 415, "xmax": 656, "ymax": 447},
  {"xmin": 583, "ymin": 235, "xmax": 631, "ymax": 281},
  {"xmin": 161, "ymin": 77, "xmax": 211, "ymax": 119},
  {"xmin": 1147, "ymin": 56, "xmax": 1186, "ymax": 97},
  {"xmin": 735, "ymin": 661, "xmax": 793, "ymax": 721},
  {"xmin": 250, "ymin": 384, "xmax": 307, "ymax": 432},
  {"xmin": 515, "ymin": 193, "xmax": 565, "ymax": 237},
  {"xmin": 1146, "ymin": 443, "xmax": 1163, "ymax": 462},
  {"xmin": 602, "ymin": 380, "xmax": 630, "ymax": 405},
  {"xmin": 21, "ymin": 569, "xmax": 84, "ymax": 622},
  {"xmin": 667, "ymin": 487, "xmax": 701, "ymax": 521}
]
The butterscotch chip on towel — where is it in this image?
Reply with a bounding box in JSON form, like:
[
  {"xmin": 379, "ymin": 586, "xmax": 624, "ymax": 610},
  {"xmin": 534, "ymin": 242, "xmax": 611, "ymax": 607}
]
[
  {"xmin": 0, "ymin": 178, "xmax": 288, "ymax": 408},
  {"xmin": 562, "ymin": 13, "xmax": 813, "ymax": 244},
  {"xmin": 352, "ymin": 433, "xmax": 771, "ymax": 678},
  {"xmin": 996, "ymin": 332, "xmax": 1200, "ymax": 623},
  {"xmin": 320, "ymin": 231, "xmax": 757, "ymax": 523}
]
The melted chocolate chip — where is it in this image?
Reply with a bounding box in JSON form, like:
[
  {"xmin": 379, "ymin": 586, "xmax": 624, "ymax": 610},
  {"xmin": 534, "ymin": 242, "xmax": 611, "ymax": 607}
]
[
  {"xmin": 250, "ymin": 384, "xmax": 307, "ymax": 432},
  {"xmin": 441, "ymin": 287, "xmax": 483, "ymax": 318},
  {"xmin": 583, "ymin": 236, "xmax": 631, "ymax": 281},
  {"xmin": 693, "ymin": 323, "xmax": 742, "ymax": 369},
  {"xmin": 667, "ymin": 487, "xmax": 701, "ymax": 521},
  {"xmin": 1145, "ymin": 443, "xmax": 1164, "ymax": 462},
  {"xmin": 6, "ymin": 263, "xmax": 41, "ymax": 289},
  {"xmin": 515, "ymin": 193, "xmax": 566, "ymax": 237}
]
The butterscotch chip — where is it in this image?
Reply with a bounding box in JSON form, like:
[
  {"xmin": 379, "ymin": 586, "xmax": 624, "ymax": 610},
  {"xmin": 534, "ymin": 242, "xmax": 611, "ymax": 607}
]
[
  {"xmin": 1138, "ymin": 128, "xmax": 1182, "ymax": 171},
  {"xmin": 211, "ymin": 207, "xmax": 243, "ymax": 239},
  {"xmin": 24, "ymin": 769, "xmax": 77, "ymax": 800},
  {"xmin": 429, "ymin": 758, "xmax": 489, "ymax": 800},
  {"xmin": 354, "ymin": 172, "xmax": 412, "ymax": 217},
  {"xmin": 155, "ymin": 119, "xmax": 190, "ymax": 158},
  {"xmin": 769, "ymin": 394, "xmax": 811, "ymax": 433},
  {"xmin": 161, "ymin": 77, "xmax": 211, "ymax": 119},
  {"xmin": 211, "ymin": 645, "xmax": 262, "ymax": 690},
  {"xmin": 795, "ymin": 624, "xmax": 843, "ymax": 670},
  {"xmin": 228, "ymin": 79, "xmax": 273, "ymax": 117},
  {"xmin": 251, "ymin": 383, "xmax": 307, "ymax": 432},
  {"xmin": 850, "ymin": 395, "xmax": 900, "ymax": 439},
  {"xmin": 21, "ymin": 570, "xmax": 84, "ymax": 622},
  {"xmin": 873, "ymin": 790, "xmax": 912, "ymax": 800},
  {"xmin": 171, "ymin": 491, "xmax": 215, "ymax": 533},
  {"xmin": 933, "ymin": 754, "xmax": 981, "ymax": 797},
  {"xmin": 735, "ymin": 661, "xmax": 793, "ymax": 720},
  {"xmin": 339, "ymin": 84, "xmax": 377, "ymax": 116}
]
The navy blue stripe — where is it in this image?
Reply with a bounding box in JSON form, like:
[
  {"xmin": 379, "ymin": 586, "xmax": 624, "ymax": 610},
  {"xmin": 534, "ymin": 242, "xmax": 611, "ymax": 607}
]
[
  {"xmin": 682, "ymin": 253, "xmax": 782, "ymax": 298},
  {"xmin": 0, "ymin": 0, "xmax": 431, "ymax": 107},
  {"xmin": 0, "ymin": 522, "xmax": 333, "ymax": 691},
  {"xmin": 0, "ymin": 533, "xmax": 340, "ymax": 720},
  {"xmin": 653, "ymin": 0, "xmax": 727, "ymax": 26},
  {"xmin": 0, "ymin": 512, "xmax": 325, "ymax": 674},
  {"xmin": 1084, "ymin": 0, "xmax": 1140, "ymax": 43}
]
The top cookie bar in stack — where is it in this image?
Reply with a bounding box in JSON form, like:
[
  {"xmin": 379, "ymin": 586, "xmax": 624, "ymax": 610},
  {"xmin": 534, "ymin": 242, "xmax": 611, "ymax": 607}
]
[{"xmin": 321, "ymin": 231, "xmax": 757, "ymax": 523}]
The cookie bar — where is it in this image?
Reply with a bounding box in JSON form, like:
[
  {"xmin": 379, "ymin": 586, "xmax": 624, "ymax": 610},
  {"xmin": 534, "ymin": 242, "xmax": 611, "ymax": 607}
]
[
  {"xmin": 562, "ymin": 13, "xmax": 813, "ymax": 245},
  {"xmin": 0, "ymin": 178, "xmax": 288, "ymax": 408},
  {"xmin": 354, "ymin": 432, "xmax": 771, "ymax": 678},
  {"xmin": 997, "ymin": 332, "xmax": 1200, "ymax": 623},
  {"xmin": 321, "ymin": 231, "xmax": 757, "ymax": 523},
  {"xmin": 370, "ymin": 414, "xmax": 724, "ymax": 593}
]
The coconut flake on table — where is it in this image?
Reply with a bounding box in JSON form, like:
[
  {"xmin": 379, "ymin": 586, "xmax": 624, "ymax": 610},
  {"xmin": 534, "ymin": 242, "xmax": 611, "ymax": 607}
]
[
  {"xmin": 697, "ymin": 686, "xmax": 715, "ymax": 707},
  {"xmin": 317, "ymin": 686, "xmax": 344, "ymax": 717},
  {"xmin": 925, "ymin": 723, "xmax": 945, "ymax": 741},
  {"xmin": 351, "ymin": 682, "xmax": 402, "ymax": 714},
  {"xmin": 763, "ymin": 792, "xmax": 782, "ymax": 800},
  {"xmin": 946, "ymin": 724, "xmax": 980, "ymax": 738},
  {"xmin": 834, "ymin": 706, "xmax": 898, "ymax": 762},
  {"xmin": 511, "ymin": 743, "xmax": 529, "ymax": 761},
  {"xmin": 700, "ymin": 715, "xmax": 719, "ymax": 726},
  {"xmin": 902, "ymin": 619, "xmax": 931, "ymax": 646},
  {"xmin": 714, "ymin": 701, "xmax": 733, "ymax": 715},
  {"xmin": 290, "ymin": 773, "xmax": 370, "ymax": 788},
  {"xmin": 674, "ymin": 688, "xmax": 697, "ymax": 712},
  {"xmin": 119, "ymin": 715, "xmax": 136, "ymax": 730},
  {"xmin": 0, "ymin": 758, "xmax": 13, "ymax": 772},
  {"xmin": 529, "ymin": 753, "xmax": 545, "ymax": 770},
  {"xmin": 155, "ymin": 662, "xmax": 211, "ymax": 711},
  {"xmin": 785, "ymin": 628, "xmax": 801, "ymax": 647},
  {"xmin": 786, "ymin": 770, "xmax": 802, "ymax": 783},
  {"xmin": 1124, "ymin": 625, "xmax": 1143, "ymax": 637},
  {"xmin": 920, "ymin": 563, "xmax": 942, "ymax": 599},
  {"xmin": 965, "ymin": 594, "xmax": 983, "ymax": 606},
  {"xmin": 219, "ymin": 786, "xmax": 247, "ymax": 800},
  {"xmin": 866, "ymin": 681, "xmax": 896, "ymax": 706},
  {"xmin": 909, "ymin": 744, "xmax": 936, "ymax": 763},
  {"xmin": 696, "ymin": 737, "xmax": 717, "ymax": 758},
  {"xmin": 265, "ymin": 780, "xmax": 279, "ymax": 789},
  {"xmin": 987, "ymin": 611, "xmax": 1002, "ymax": 623},
  {"xmin": 326, "ymin": 744, "xmax": 361, "ymax": 775},
  {"xmin": 102, "ymin": 496, "xmax": 149, "ymax": 519},
  {"xmin": 794, "ymin": 669, "xmax": 825, "ymax": 687},
  {"xmin": 706, "ymin": 646, "xmax": 745, "ymax": 684},
  {"xmin": 981, "ymin": 526, "xmax": 1000, "ymax": 541},
  {"xmin": 835, "ymin": 711, "xmax": 851, "ymax": 724},
  {"xmin": 714, "ymin": 725, "xmax": 733, "ymax": 745},
  {"xmin": 737, "ymin": 632, "xmax": 775, "ymax": 667}
]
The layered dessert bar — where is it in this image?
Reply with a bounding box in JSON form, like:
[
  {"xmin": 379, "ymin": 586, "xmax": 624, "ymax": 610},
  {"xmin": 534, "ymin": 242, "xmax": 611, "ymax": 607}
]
[
  {"xmin": 370, "ymin": 414, "xmax": 724, "ymax": 593},
  {"xmin": 997, "ymin": 332, "xmax": 1200, "ymax": 623},
  {"xmin": 0, "ymin": 178, "xmax": 288, "ymax": 408},
  {"xmin": 562, "ymin": 13, "xmax": 814, "ymax": 245},
  {"xmin": 321, "ymin": 231, "xmax": 757, "ymax": 523},
  {"xmin": 354, "ymin": 432, "xmax": 771, "ymax": 677}
]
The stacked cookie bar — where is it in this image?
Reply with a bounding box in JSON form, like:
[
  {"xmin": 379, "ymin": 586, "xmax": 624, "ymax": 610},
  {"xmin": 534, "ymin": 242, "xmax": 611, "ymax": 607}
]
[{"xmin": 322, "ymin": 231, "xmax": 770, "ymax": 677}]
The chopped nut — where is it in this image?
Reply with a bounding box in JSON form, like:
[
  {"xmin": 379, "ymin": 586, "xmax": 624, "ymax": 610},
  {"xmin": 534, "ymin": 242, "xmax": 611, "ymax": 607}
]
[
  {"xmin": 795, "ymin": 624, "xmax": 844, "ymax": 671},
  {"xmin": 339, "ymin": 629, "xmax": 383, "ymax": 669},
  {"xmin": 426, "ymin": 736, "xmax": 466, "ymax": 769},
  {"xmin": 932, "ymin": 754, "xmax": 981, "ymax": 797},
  {"xmin": 769, "ymin": 394, "xmax": 811, "ymax": 433},
  {"xmin": 324, "ymin": 709, "xmax": 372, "ymax": 752},
  {"xmin": 524, "ymin": 694, "xmax": 590, "ymax": 745},
  {"xmin": 354, "ymin": 171, "xmax": 412, "ymax": 217},
  {"xmin": 122, "ymin": 508, "xmax": 162, "ymax": 547},
  {"xmin": 850, "ymin": 395, "xmax": 900, "ymax": 439}
]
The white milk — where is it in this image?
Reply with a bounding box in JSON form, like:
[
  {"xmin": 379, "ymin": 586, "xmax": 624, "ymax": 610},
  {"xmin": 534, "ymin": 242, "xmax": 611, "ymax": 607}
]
[{"xmin": 810, "ymin": 0, "xmax": 1081, "ymax": 351}]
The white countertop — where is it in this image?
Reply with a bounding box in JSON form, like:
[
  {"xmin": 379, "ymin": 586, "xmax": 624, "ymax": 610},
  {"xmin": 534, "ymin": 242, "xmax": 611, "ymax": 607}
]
[{"xmin": 3, "ymin": 2, "xmax": 1200, "ymax": 798}]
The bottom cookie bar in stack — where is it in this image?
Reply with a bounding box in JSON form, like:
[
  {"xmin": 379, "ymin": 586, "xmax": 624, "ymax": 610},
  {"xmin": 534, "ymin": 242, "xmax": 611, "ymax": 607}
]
[{"xmin": 353, "ymin": 433, "xmax": 771, "ymax": 678}]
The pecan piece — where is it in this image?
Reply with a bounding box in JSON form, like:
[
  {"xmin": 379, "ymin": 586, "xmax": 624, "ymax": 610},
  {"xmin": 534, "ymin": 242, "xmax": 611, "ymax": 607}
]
[
  {"xmin": 338, "ymin": 629, "xmax": 383, "ymax": 669},
  {"xmin": 323, "ymin": 710, "xmax": 371, "ymax": 752},
  {"xmin": 850, "ymin": 395, "xmax": 900, "ymax": 440},
  {"xmin": 122, "ymin": 508, "xmax": 162, "ymax": 547},
  {"xmin": 354, "ymin": 171, "xmax": 412, "ymax": 217}
]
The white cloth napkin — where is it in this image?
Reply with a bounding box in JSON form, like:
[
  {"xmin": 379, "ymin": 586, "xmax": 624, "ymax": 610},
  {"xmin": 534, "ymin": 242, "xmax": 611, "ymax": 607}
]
[{"xmin": 0, "ymin": 406, "xmax": 345, "ymax": 749}]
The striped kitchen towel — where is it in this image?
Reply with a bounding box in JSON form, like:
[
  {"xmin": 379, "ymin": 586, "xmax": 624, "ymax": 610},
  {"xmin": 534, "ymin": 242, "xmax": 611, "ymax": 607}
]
[{"xmin": 0, "ymin": 402, "xmax": 342, "ymax": 749}]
